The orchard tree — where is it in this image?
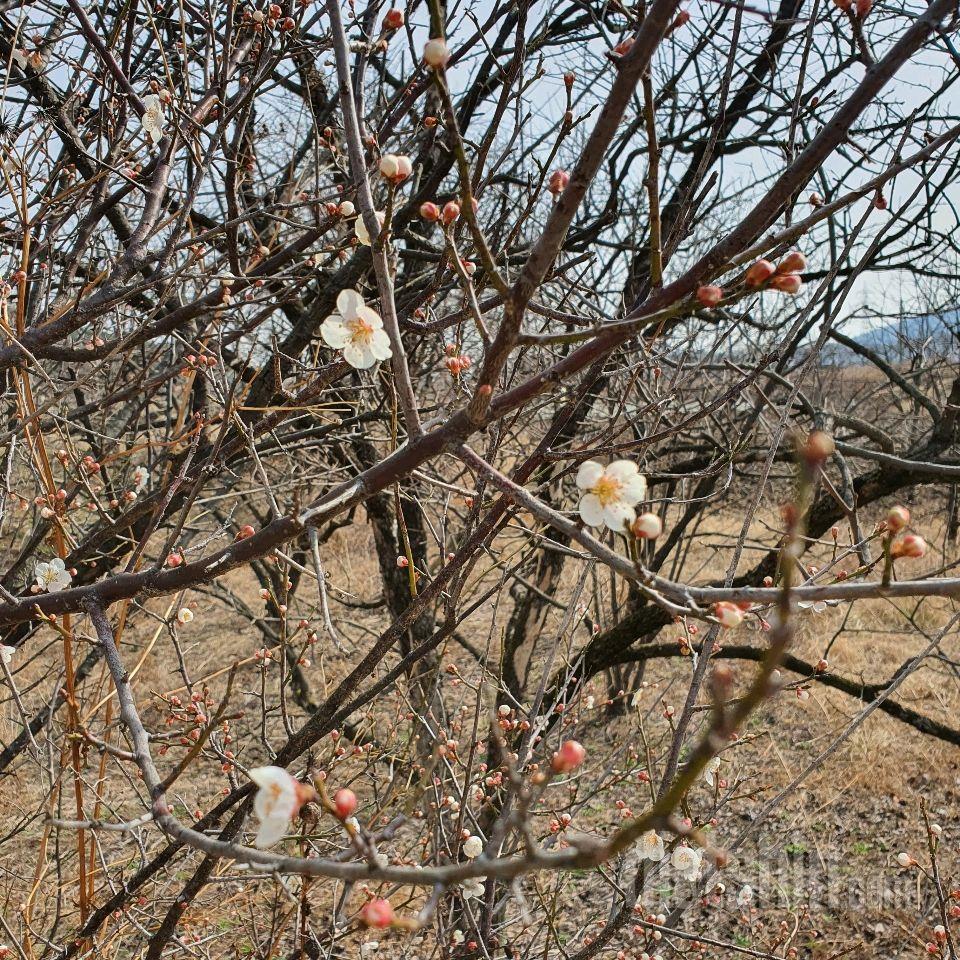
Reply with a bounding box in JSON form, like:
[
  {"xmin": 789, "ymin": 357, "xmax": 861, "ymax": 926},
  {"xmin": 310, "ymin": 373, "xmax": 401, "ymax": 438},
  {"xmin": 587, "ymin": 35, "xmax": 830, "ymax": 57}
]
[{"xmin": 0, "ymin": 0, "xmax": 959, "ymax": 955}]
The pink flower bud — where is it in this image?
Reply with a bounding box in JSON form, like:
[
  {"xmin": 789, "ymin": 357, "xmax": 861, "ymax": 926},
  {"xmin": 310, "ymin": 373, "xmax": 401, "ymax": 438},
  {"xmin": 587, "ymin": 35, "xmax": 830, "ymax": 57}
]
[
  {"xmin": 379, "ymin": 154, "xmax": 400, "ymax": 180},
  {"xmin": 886, "ymin": 505, "xmax": 910, "ymax": 532},
  {"xmin": 423, "ymin": 37, "xmax": 449, "ymax": 68},
  {"xmin": 770, "ymin": 273, "xmax": 802, "ymax": 294},
  {"xmin": 713, "ymin": 601, "xmax": 744, "ymax": 629},
  {"xmin": 613, "ymin": 38, "xmax": 634, "ymax": 56},
  {"xmin": 802, "ymin": 430, "xmax": 835, "ymax": 463},
  {"xmin": 696, "ymin": 284, "xmax": 723, "ymax": 307},
  {"xmin": 235, "ymin": 524, "xmax": 256, "ymax": 541},
  {"xmin": 548, "ymin": 169, "xmax": 570, "ymax": 195},
  {"xmin": 551, "ymin": 740, "xmax": 586, "ymax": 773},
  {"xmin": 777, "ymin": 251, "xmax": 806, "ymax": 274},
  {"xmin": 809, "ymin": 192, "xmax": 824, "ymax": 206},
  {"xmin": 395, "ymin": 155, "xmax": 412, "ymax": 180},
  {"xmin": 382, "ymin": 8, "xmax": 403, "ymax": 30},
  {"xmin": 396, "ymin": 555, "xmax": 409, "ymax": 568},
  {"xmin": 442, "ymin": 201, "xmax": 460, "ymax": 225},
  {"xmin": 333, "ymin": 788, "xmax": 357, "ymax": 819},
  {"xmin": 892, "ymin": 534, "xmax": 926, "ymax": 559},
  {"xmin": 420, "ymin": 201, "xmax": 441, "ymax": 222},
  {"xmin": 631, "ymin": 513, "xmax": 663, "ymax": 539},
  {"xmin": 744, "ymin": 259, "xmax": 775, "ymax": 287},
  {"xmin": 360, "ymin": 898, "xmax": 395, "ymax": 928}
]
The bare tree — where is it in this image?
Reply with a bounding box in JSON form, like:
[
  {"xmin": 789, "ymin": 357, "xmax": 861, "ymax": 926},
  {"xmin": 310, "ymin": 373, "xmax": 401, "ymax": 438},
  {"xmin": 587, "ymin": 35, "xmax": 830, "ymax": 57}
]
[{"xmin": 0, "ymin": 0, "xmax": 959, "ymax": 955}]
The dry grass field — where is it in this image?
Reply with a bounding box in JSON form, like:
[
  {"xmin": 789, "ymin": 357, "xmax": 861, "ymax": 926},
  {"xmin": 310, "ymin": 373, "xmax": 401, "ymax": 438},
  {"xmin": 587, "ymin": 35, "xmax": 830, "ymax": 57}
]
[{"xmin": 1, "ymin": 494, "xmax": 956, "ymax": 960}]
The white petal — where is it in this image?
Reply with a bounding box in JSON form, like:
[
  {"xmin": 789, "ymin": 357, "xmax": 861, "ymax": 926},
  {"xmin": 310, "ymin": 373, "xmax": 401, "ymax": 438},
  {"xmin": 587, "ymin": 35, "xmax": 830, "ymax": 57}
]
[
  {"xmin": 320, "ymin": 318, "xmax": 351, "ymax": 348},
  {"xmin": 578, "ymin": 494, "xmax": 605, "ymax": 527},
  {"xmin": 355, "ymin": 220, "xmax": 370, "ymax": 245},
  {"xmin": 605, "ymin": 460, "xmax": 639, "ymax": 482},
  {"xmin": 576, "ymin": 461, "xmax": 605, "ymax": 491},
  {"xmin": 254, "ymin": 815, "xmax": 289, "ymax": 849},
  {"xmin": 369, "ymin": 329, "xmax": 393, "ymax": 361},
  {"xmin": 336, "ymin": 289, "xmax": 364, "ymax": 318},
  {"xmin": 602, "ymin": 500, "xmax": 635, "ymax": 533},
  {"xmin": 619, "ymin": 473, "xmax": 647, "ymax": 504},
  {"xmin": 343, "ymin": 342, "xmax": 376, "ymax": 369},
  {"xmin": 250, "ymin": 766, "xmax": 297, "ymax": 823},
  {"xmin": 50, "ymin": 558, "xmax": 66, "ymax": 573},
  {"xmin": 0, "ymin": 646, "xmax": 14, "ymax": 666},
  {"xmin": 355, "ymin": 304, "xmax": 383, "ymax": 329}
]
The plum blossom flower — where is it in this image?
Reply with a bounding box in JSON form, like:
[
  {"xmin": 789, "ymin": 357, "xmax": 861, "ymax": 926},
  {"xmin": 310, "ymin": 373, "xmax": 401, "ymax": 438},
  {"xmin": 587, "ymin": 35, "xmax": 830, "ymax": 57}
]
[
  {"xmin": 355, "ymin": 211, "xmax": 385, "ymax": 246},
  {"xmin": 575, "ymin": 460, "xmax": 647, "ymax": 532},
  {"xmin": 703, "ymin": 755, "xmax": 721, "ymax": 787},
  {"xmin": 638, "ymin": 829, "xmax": 665, "ymax": 861},
  {"xmin": 460, "ymin": 877, "xmax": 484, "ymax": 899},
  {"xmin": 35, "ymin": 558, "xmax": 72, "ymax": 592},
  {"xmin": 141, "ymin": 94, "xmax": 164, "ymax": 145},
  {"xmin": 736, "ymin": 884, "xmax": 754, "ymax": 907},
  {"xmin": 462, "ymin": 835, "xmax": 483, "ymax": 858},
  {"xmin": 132, "ymin": 465, "xmax": 149, "ymax": 492},
  {"xmin": 670, "ymin": 844, "xmax": 702, "ymax": 881},
  {"xmin": 0, "ymin": 645, "xmax": 14, "ymax": 666},
  {"xmin": 320, "ymin": 290, "xmax": 392, "ymax": 369},
  {"xmin": 249, "ymin": 766, "xmax": 315, "ymax": 848}
]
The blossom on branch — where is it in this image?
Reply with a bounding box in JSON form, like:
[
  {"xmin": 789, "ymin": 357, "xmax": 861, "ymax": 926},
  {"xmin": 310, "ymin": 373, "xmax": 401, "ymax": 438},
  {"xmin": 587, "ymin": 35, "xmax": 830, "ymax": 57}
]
[
  {"xmin": 670, "ymin": 844, "xmax": 702, "ymax": 881},
  {"xmin": 321, "ymin": 290, "xmax": 392, "ymax": 369},
  {"xmin": 638, "ymin": 830, "xmax": 665, "ymax": 861},
  {"xmin": 141, "ymin": 94, "xmax": 165, "ymax": 145},
  {"xmin": 35, "ymin": 558, "xmax": 72, "ymax": 592},
  {"xmin": 576, "ymin": 460, "xmax": 647, "ymax": 531},
  {"xmin": 249, "ymin": 766, "xmax": 315, "ymax": 848},
  {"xmin": 354, "ymin": 211, "xmax": 385, "ymax": 246}
]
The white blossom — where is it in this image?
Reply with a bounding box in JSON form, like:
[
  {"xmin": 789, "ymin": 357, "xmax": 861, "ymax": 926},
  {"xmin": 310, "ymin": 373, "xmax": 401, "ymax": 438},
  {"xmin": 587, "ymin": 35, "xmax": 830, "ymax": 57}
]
[
  {"xmin": 462, "ymin": 835, "xmax": 483, "ymax": 858},
  {"xmin": 703, "ymin": 755, "xmax": 722, "ymax": 788},
  {"xmin": 35, "ymin": 558, "xmax": 72, "ymax": 592},
  {"xmin": 141, "ymin": 94, "xmax": 164, "ymax": 145},
  {"xmin": 177, "ymin": 608, "xmax": 194, "ymax": 624},
  {"xmin": 637, "ymin": 829, "xmax": 665, "ymax": 862},
  {"xmin": 670, "ymin": 844, "xmax": 702, "ymax": 881},
  {"xmin": 320, "ymin": 289, "xmax": 392, "ymax": 369},
  {"xmin": 132, "ymin": 465, "xmax": 149, "ymax": 492},
  {"xmin": 249, "ymin": 766, "xmax": 313, "ymax": 848},
  {"xmin": 575, "ymin": 460, "xmax": 647, "ymax": 532},
  {"xmin": 0, "ymin": 645, "xmax": 14, "ymax": 666},
  {"xmin": 355, "ymin": 210, "xmax": 385, "ymax": 246},
  {"xmin": 461, "ymin": 877, "xmax": 484, "ymax": 899},
  {"xmin": 736, "ymin": 884, "xmax": 754, "ymax": 907}
]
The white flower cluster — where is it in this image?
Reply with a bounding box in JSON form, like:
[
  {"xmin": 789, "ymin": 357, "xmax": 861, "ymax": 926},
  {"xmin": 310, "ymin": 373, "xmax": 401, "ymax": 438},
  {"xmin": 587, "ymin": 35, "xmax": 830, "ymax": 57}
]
[{"xmin": 637, "ymin": 830, "xmax": 703, "ymax": 881}]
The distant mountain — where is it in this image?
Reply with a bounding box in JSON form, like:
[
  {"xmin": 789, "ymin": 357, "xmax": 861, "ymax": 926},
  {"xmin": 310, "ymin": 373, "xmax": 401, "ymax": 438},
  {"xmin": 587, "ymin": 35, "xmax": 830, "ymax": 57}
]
[{"xmin": 823, "ymin": 310, "xmax": 959, "ymax": 364}]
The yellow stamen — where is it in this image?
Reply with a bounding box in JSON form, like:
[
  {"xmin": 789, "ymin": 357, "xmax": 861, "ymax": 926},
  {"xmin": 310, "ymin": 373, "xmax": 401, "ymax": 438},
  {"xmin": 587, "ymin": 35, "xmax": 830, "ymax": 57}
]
[{"xmin": 591, "ymin": 475, "xmax": 622, "ymax": 507}]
